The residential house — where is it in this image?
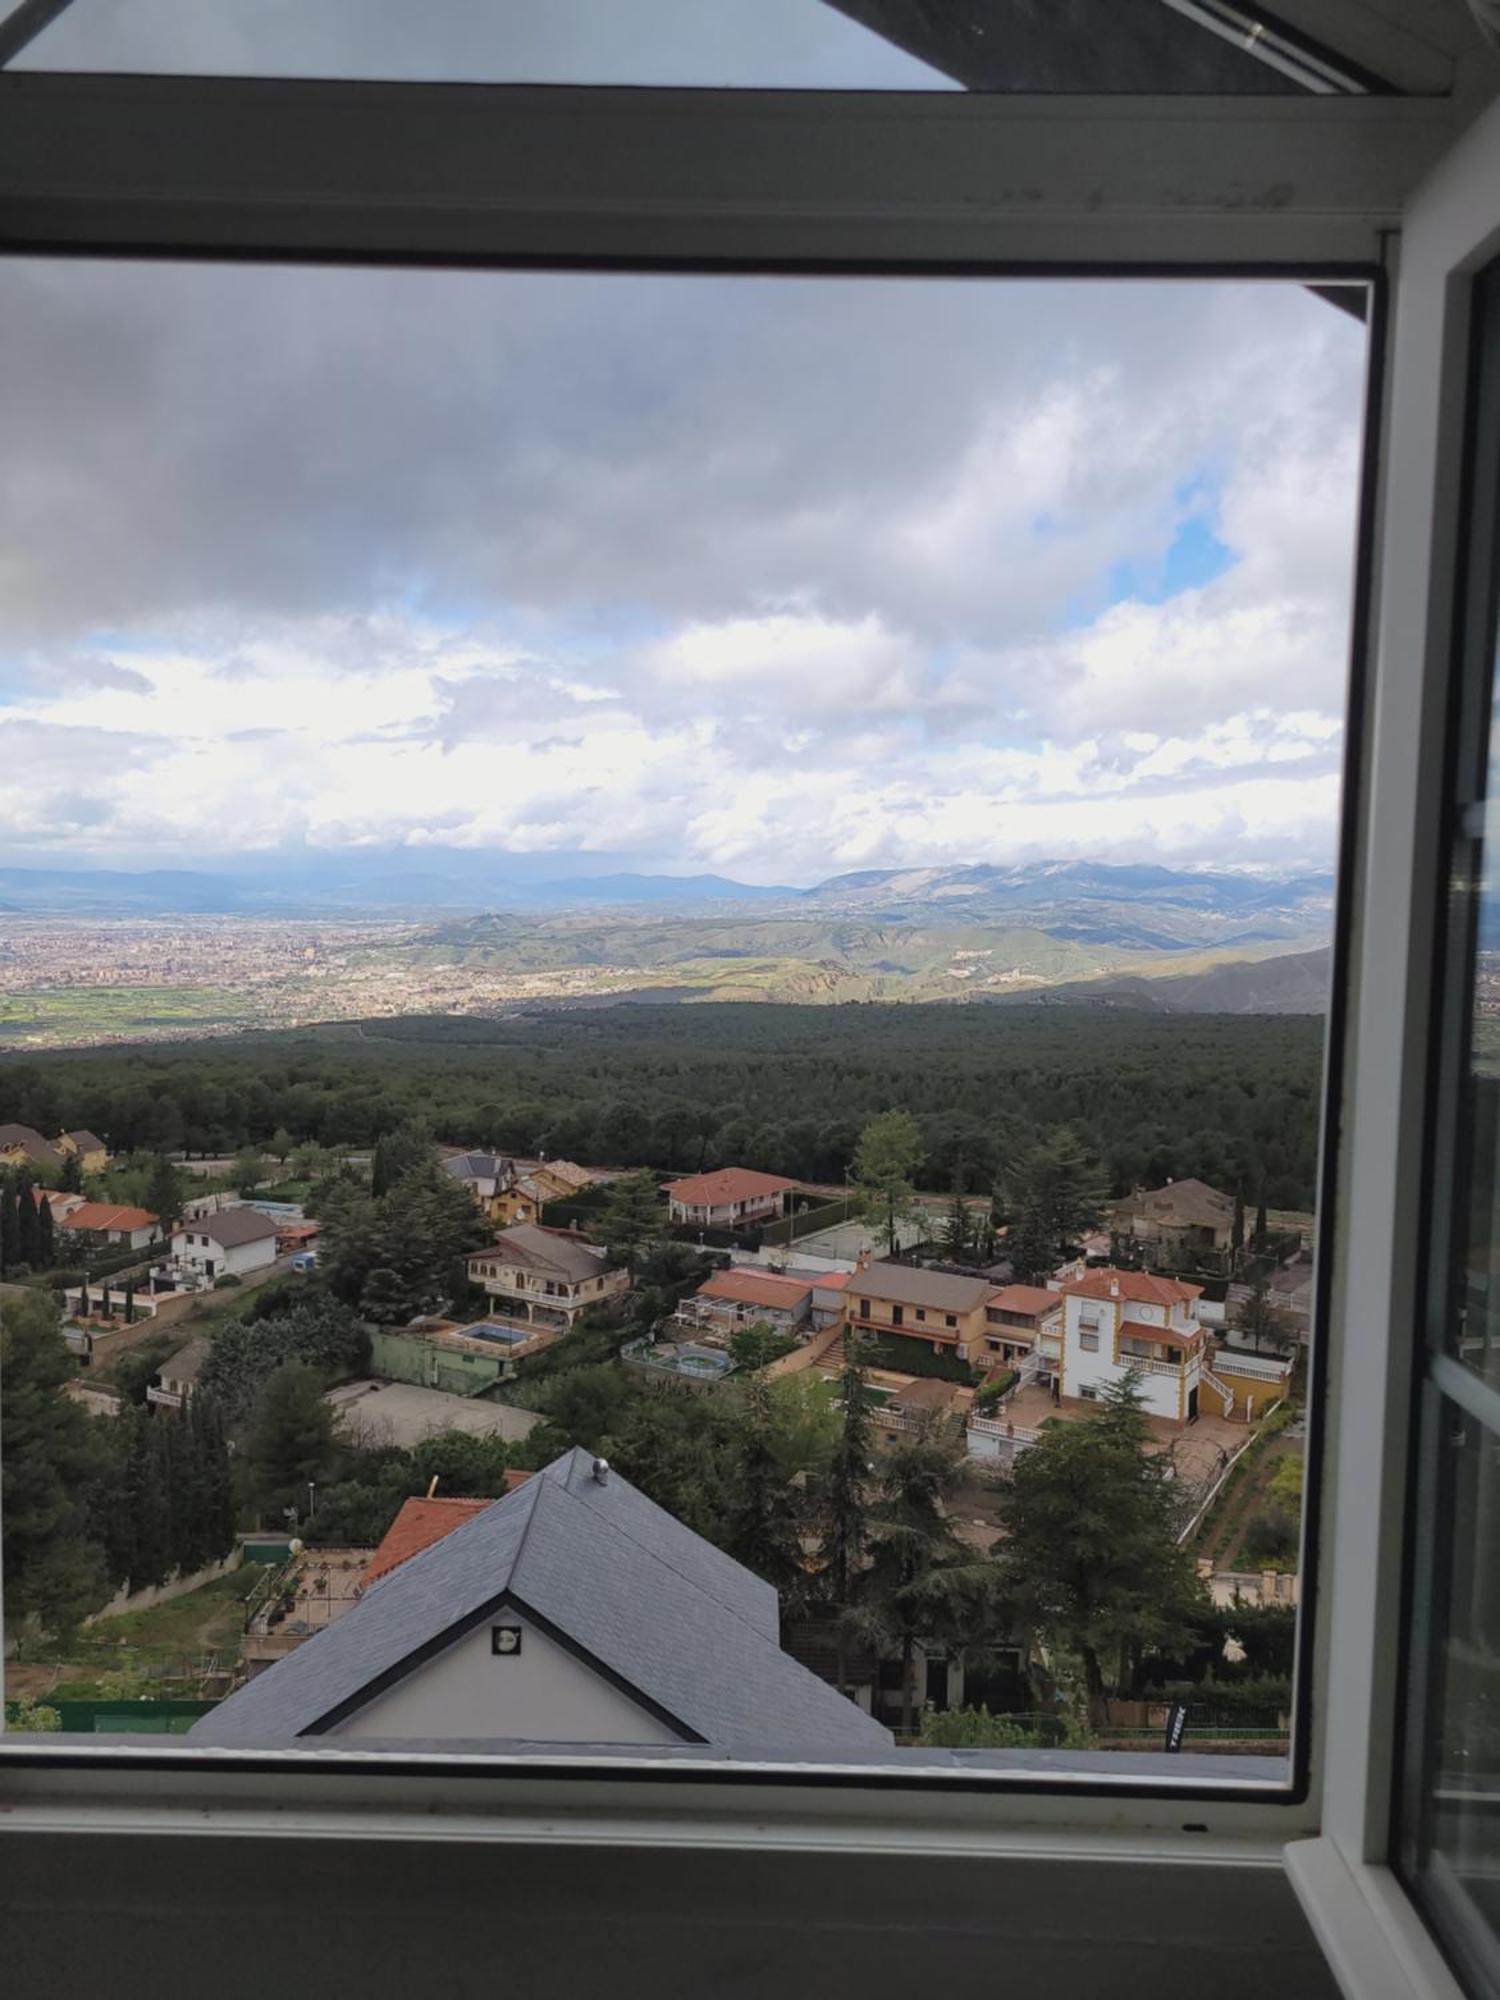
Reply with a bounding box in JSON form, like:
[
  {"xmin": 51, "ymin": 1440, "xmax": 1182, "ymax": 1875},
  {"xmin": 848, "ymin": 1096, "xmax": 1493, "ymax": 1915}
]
[
  {"xmin": 981, "ymin": 1283, "xmax": 1063, "ymax": 1367},
  {"xmin": 843, "ymin": 1259, "xmax": 992, "ymax": 1361},
  {"xmin": 57, "ymin": 1128, "xmax": 109, "ymax": 1173},
  {"xmin": 0, "ymin": 1123, "xmax": 62, "ymax": 1171},
  {"xmin": 467, "ymin": 1223, "xmax": 629, "ymax": 1331},
  {"xmin": 662, "ymin": 1167, "xmax": 797, "ymax": 1230},
  {"xmin": 441, "ymin": 1150, "xmax": 515, "ymax": 1205},
  {"xmin": 686, "ymin": 1267, "xmax": 814, "ymax": 1337},
  {"xmin": 148, "ymin": 1334, "xmax": 210, "ymax": 1410},
  {"xmin": 172, "ymin": 1205, "xmax": 279, "ymax": 1280},
  {"xmin": 1109, "ymin": 1177, "xmax": 1237, "ymax": 1264},
  {"xmin": 1057, "ymin": 1268, "xmax": 1209, "ymax": 1423},
  {"xmin": 190, "ymin": 1447, "xmax": 891, "ymax": 1750},
  {"xmin": 57, "ymin": 1200, "xmax": 161, "ymax": 1250}
]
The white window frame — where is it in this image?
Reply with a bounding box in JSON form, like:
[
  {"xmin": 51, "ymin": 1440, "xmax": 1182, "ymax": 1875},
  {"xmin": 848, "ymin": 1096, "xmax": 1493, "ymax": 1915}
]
[{"xmin": 0, "ymin": 59, "xmax": 1498, "ymax": 1995}]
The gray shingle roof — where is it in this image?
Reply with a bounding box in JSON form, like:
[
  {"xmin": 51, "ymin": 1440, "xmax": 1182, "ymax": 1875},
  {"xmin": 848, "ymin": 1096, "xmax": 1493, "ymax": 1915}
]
[
  {"xmin": 190, "ymin": 1206, "xmax": 279, "ymax": 1248},
  {"xmin": 853, "ymin": 1260, "xmax": 992, "ymax": 1314},
  {"xmin": 189, "ymin": 1447, "xmax": 890, "ymax": 1752},
  {"xmin": 0, "ymin": 1123, "xmax": 62, "ymax": 1167},
  {"xmin": 443, "ymin": 1151, "xmax": 511, "ymax": 1182},
  {"xmin": 471, "ymin": 1223, "xmax": 613, "ymax": 1284}
]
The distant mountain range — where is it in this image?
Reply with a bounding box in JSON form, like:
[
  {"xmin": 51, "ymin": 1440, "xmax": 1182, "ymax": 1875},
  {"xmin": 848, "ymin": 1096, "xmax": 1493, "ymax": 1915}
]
[
  {"xmin": 0, "ymin": 856, "xmax": 1335, "ymax": 1029},
  {"xmin": 0, "ymin": 853, "xmax": 1333, "ymax": 936}
]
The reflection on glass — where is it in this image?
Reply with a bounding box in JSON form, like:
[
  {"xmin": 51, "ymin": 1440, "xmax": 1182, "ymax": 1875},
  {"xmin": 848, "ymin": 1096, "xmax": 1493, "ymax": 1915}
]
[{"xmin": 1413, "ymin": 1401, "xmax": 1500, "ymax": 1936}]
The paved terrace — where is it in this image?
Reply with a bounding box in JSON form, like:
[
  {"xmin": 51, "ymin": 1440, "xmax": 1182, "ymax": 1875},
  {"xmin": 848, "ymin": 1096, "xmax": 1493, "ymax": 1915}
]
[{"xmin": 998, "ymin": 1384, "xmax": 1247, "ymax": 1490}]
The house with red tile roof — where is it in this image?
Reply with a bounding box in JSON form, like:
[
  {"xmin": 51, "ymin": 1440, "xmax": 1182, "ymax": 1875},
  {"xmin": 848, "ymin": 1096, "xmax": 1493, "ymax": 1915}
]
[
  {"xmin": 688, "ymin": 1266, "xmax": 814, "ymax": 1336},
  {"xmin": 982, "ymin": 1283, "xmax": 1063, "ymax": 1367},
  {"xmin": 56, "ymin": 1200, "xmax": 161, "ymax": 1249},
  {"xmin": 662, "ymin": 1168, "xmax": 796, "ymax": 1230},
  {"xmin": 1056, "ymin": 1267, "xmax": 1211, "ymax": 1423}
]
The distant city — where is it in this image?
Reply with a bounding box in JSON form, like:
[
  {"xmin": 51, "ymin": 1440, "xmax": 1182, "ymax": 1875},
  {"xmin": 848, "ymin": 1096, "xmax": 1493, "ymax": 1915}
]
[{"xmin": 0, "ymin": 856, "xmax": 1337, "ymax": 1047}]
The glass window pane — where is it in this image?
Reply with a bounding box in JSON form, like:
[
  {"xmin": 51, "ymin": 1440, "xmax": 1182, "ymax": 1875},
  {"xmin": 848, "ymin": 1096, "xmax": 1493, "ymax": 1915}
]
[
  {"xmin": 0, "ymin": 261, "xmax": 1366, "ymax": 1781},
  {"xmin": 2, "ymin": 0, "xmax": 1367, "ymax": 93},
  {"xmin": 1399, "ymin": 255, "xmax": 1500, "ymax": 1995},
  {"xmin": 1402, "ymin": 1395, "xmax": 1500, "ymax": 1992}
]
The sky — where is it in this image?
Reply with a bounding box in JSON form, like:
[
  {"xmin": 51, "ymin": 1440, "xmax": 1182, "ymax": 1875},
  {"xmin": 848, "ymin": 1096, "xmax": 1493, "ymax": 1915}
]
[{"xmin": 0, "ymin": 56, "xmax": 1367, "ymax": 889}]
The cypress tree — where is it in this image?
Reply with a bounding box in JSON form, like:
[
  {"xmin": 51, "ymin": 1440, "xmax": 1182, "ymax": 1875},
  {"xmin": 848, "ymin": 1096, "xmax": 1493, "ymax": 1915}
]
[
  {"xmin": 123, "ymin": 1405, "xmax": 171, "ymax": 1590},
  {"xmin": 98, "ymin": 1281, "xmax": 112, "ymax": 1321},
  {"xmin": 77, "ymin": 1276, "xmax": 90, "ymax": 1317},
  {"xmin": 123, "ymin": 1280, "xmax": 135, "ymax": 1324},
  {"xmin": 36, "ymin": 1193, "xmax": 55, "ymax": 1269},
  {"xmin": 15, "ymin": 1174, "xmax": 42, "ymax": 1267},
  {"xmin": 1254, "ymin": 1196, "xmax": 1269, "ymax": 1254},
  {"xmin": 0, "ymin": 1173, "xmax": 17, "ymax": 1276}
]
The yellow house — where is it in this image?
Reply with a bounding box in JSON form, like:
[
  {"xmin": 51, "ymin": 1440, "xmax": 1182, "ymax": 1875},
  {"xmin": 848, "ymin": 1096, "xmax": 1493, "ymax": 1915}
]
[
  {"xmin": 57, "ymin": 1128, "xmax": 109, "ymax": 1173},
  {"xmin": 842, "ymin": 1260, "xmax": 993, "ymax": 1361},
  {"xmin": 491, "ymin": 1160, "xmax": 597, "ymax": 1225},
  {"xmin": 0, "ymin": 1123, "xmax": 64, "ymax": 1171}
]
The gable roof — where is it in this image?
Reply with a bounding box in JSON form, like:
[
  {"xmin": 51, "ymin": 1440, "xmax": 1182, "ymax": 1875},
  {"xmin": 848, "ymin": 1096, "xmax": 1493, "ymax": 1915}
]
[
  {"xmin": 190, "ymin": 1447, "xmax": 889, "ymax": 1751},
  {"xmin": 185, "ymin": 1206, "xmax": 279, "ymax": 1248},
  {"xmin": 469, "ymin": 1223, "xmax": 610, "ymax": 1283},
  {"xmin": 63, "ymin": 1129, "xmax": 106, "ymax": 1152},
  {"xmin": 0, "ymin": 1123, "xmax": 62, "ymax": 1166},
  {"xmin": 695, "ymin": 1268, "xmax": 814, "ymax": 1312},
  {"xmin": 57, "ymin": 1201, "xmax": 157, "ymax": 1233},
  {"xmin": 443, "ymin": 1151, "xmax": 512, "ymax": 1183},
  {"xmin": 663, "ymin": 1168, "xmax": 796, "ymax": 1206},
  {"xmin": 1119, "ymin": 1178, "xmax": 1235, "ymax": 1229},
  {"xmin": 1062, "ymin": 1268, "xmax": 1203, "ymax": 1308},
  {"xmin": 851, "ymin": 1260, "xmax": 992, "ymax": 1315}
]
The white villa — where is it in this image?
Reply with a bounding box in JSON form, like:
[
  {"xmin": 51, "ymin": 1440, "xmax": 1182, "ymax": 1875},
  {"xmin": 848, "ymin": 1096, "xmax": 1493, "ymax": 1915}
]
[{"xmin": 1057, "ymin": 1268, "xmax": 1210, "ymax": 1422}]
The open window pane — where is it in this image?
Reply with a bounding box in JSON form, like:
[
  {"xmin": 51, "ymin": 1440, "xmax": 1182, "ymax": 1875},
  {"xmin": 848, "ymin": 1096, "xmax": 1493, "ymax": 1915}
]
[
  {"xmin": 1399, "ymin": 255, "xmax": 1500, "ymax": 1994},
  {"xmin": 0, "ymin": 261, "xmax": 1366, "ymax": 1780}
]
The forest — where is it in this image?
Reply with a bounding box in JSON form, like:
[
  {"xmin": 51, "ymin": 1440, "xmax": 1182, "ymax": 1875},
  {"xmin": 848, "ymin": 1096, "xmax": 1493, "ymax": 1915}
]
[{"xmin": 0, "ymin": 1002, "xmax": 1326, "ymax": 1207}]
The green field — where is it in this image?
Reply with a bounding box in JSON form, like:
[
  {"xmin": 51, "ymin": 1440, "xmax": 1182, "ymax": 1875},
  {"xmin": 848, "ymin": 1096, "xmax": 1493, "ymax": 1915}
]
[{"xmin": 0, "ymin": 985, "xmax": 254, "ymax": 1042}]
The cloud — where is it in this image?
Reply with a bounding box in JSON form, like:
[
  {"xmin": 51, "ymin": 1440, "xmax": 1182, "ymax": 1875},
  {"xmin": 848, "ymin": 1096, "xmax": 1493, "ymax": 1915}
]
[{"xmin": 0, "ymin": 264, "xmax": 1366, "ymax": 881}]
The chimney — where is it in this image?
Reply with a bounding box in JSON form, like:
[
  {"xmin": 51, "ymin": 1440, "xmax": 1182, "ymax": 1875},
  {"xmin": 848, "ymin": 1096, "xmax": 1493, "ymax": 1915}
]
[
  {"xmin": 592, "ymin": 1456, "xmax": 610, "ymax": 1485},
  {"xmin": 426, "ymin": 1475, "xmax": 440, "ymax": 1499},
  {"xmin": 1109, "ymin": 1275, "xmax": 1120, "ymax": 1298},
  {"xmin": 855, "ymin": 1247, "xmax": 870, "ymax": 1274}
]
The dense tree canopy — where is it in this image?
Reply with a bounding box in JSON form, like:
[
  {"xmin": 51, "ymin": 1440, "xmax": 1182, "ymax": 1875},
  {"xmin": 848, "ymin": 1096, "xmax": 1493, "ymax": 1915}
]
[{"xmin": 0, "ymin": 1004, "xmax": 1324, "ymax": 1209}]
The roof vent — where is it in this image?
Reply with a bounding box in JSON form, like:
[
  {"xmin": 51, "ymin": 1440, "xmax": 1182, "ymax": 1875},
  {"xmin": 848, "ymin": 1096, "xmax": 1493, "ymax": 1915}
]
[
  {"xmin": 1109, "ymin": 1276, "xmax": 1120, "ymax": 1297},
  {"xmin": 592, "ymin": 1456, "xmax": 610, "ymax": 1485}
]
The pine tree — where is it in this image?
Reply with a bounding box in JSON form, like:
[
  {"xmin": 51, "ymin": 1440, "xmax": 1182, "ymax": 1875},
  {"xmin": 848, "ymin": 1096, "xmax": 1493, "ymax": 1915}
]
[
  {"xmin": 821, "ymin": 1338, "xmax": 874, "ymax": 1690},
  {"xmin": 144, "ymin": 1153, "xmax": 184, "ymax": 1233},
  {"xmin": 850, "ymin": 1110, "xmax": 924, "ymax": 1257},
  {"xmin": 942, "ymin": 1173, "xmax": 971, "ymax": 1262},
  {"xmin": 723, "ymin": 1377, "xmax": 807, "ymax": 1607},
  {"xmin": 996, "ymin": 1373, "xmax": 1206, "ymax": 1731},
  {"xmin": 851, "ymin": 1438, "xmax": 1000, "ymax": 1737},
  {"xmin": 596, "ymin": 1170, "xmax": 664, "ymax": 1269},
  {"xmin": 123, "ymin": 1404, "xmax": 172, "ymax": 1590}
]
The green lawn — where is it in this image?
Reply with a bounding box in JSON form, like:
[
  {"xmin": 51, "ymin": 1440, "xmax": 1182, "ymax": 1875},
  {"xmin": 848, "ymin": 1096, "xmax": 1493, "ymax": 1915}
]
[{"xmin": 28, "ymin": 1568, "xmax": 259, "ymax": 1692}]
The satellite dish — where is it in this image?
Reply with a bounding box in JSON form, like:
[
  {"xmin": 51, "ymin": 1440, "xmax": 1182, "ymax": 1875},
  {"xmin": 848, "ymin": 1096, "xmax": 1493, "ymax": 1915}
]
[{"xmin": 288, "ymin": 1537, "xmax": 305, "ymax": 1555}]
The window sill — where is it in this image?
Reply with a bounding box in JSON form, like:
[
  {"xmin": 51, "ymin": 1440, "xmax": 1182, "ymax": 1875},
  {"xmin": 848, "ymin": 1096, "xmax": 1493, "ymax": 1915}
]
[{"xmin": 1285, "ymin": 1838, "xmax": 1464, "ymax": 2000}]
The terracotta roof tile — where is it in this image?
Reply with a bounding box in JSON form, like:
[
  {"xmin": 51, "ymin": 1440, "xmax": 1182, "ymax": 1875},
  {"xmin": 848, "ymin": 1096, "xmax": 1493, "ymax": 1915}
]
[
  {"xmin": 663, "ymin": 1168, "xmax": 797, "ymax": 1206},
  {"xmin": 362, "ymin": 1487, "xmax": 529, "ymax": 1589}
]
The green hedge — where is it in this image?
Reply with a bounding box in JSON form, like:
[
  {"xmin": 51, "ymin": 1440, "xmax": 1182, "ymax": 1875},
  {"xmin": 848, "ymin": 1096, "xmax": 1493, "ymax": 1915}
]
[{"xmin": 857, "ymin": 1333, "xmax": 974, "ymax": 1383}]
